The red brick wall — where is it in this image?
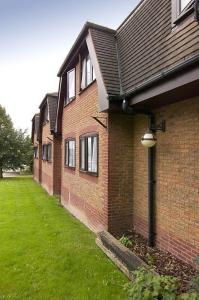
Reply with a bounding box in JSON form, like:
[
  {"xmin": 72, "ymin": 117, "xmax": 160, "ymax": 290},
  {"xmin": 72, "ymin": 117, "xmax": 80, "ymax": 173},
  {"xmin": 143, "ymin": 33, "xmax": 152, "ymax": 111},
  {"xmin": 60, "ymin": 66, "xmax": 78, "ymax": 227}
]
[
  {"xmin": 61, "ymin": 61, "xmax": 108, "ymax": 232},
  {"xmin": 108, "ymin": 113, "xmax": 134, "ymax": 234},
  {"xmin": 53, "ymin": 136, "xmax": 62, "ymax": 195},
  {"xmin": 33, "ymin": 133, "xmax": 40, "ymax": 182},
  {"xmin": 41, "ymin": 122, "xmax": 54, "ymax": 195},
  {"xmin": 131, "ymin": 97, "xmax": 199, "ymax": 265}
]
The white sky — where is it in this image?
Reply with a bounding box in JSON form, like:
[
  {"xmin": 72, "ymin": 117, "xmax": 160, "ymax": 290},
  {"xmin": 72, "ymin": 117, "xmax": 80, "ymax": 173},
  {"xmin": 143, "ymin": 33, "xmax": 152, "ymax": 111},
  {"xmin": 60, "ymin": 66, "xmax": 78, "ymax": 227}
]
[{"xmin": 0, "ymin": 0, "xmax": 139, "ymax": 134}]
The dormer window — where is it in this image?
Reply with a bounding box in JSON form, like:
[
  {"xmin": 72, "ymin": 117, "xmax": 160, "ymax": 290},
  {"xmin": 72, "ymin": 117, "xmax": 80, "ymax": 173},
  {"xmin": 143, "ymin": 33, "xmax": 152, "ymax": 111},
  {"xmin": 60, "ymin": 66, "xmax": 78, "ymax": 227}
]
[
  {"xmin": 43, "ymin": 105, "xmax": 49, "ymax": 123},
  {"xmin": 180, "ymin": 0, "xmax": 192, "ymax": 12},
  {"xmin": 65, "ymin": 68, "xmax": 75, "ymax": 105},
  {"xmin": 81, "ymin": 54, "xmax": 96, "ymax": 90},
  {"xmin": 172, "ymin": 0, "xmax": 194, "ymax": 25}
]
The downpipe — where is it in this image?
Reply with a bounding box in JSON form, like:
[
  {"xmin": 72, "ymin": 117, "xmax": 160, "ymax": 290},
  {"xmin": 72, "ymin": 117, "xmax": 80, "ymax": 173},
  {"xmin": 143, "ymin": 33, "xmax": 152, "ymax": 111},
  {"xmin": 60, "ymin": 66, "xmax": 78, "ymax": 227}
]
[{"xmin": 122, "ymin": 98, "xmax": 156, "ymax": 247}]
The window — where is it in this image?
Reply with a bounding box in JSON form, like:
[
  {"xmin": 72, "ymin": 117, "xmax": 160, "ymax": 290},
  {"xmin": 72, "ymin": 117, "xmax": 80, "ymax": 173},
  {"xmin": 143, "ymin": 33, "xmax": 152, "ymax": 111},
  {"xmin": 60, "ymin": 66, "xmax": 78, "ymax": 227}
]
[
  {"xmin": 80, "ymin": 134, "xmax": 98, "ymax": 174},
  {"xmin": 180, "ymin": 0, "xmax": 192, "ymax": 12},
  {"xmin": 81, "ymin": 54, "xmax": 96, "ymax": 90},
  {"xmin": 65, "ymin": 139, "xmax": 75, "ymax": 168},
  {"xmin": 172, "ymin": 0, "xmax": 194, "ymax": 24},
  {"xmin": 34, "ymin": 146, "xmax": 38, "ymax": 159},
  {"xmin": 42, "ymin": 144, "xmax": 52, "ymax": 161},
  {"xmin": 65, "ymin": 68, "xmax": 75, "ymax": 105},
  {"xmin": 43, "ymin": 104, "xmax": 49, "ymax": 123}
]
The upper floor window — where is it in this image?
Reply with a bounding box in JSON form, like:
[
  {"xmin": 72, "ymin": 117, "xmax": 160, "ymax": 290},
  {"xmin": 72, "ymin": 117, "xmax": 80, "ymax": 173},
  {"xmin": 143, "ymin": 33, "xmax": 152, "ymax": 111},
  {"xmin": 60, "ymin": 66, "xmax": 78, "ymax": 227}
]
[
  {"xmin": 65, "ymin": 139, "xmax": 75, "ymax": 168},
  {"xmin": 180, "ymin": 0, "xmax": 192, "ymax": 12},
  {"xmin": 173, "ymin": 0, "xmax": 194, "ymax": 24},
  {"xmin": 42, "ymin": 144, "xmax": 52, "ymax": 161},
  {"xmin": 43, "ymin": 105, "xmax": 49, "ymax": 123},
  {"xmin": 81, "ymin": 54, "xmax": 96, "ymax": 90},
  {"xmin": 65, "ymin": 68, "xmax": 75, "ymax": 105},
  {"xmin": 80, "ymin": 134, "xmax": 98, "ymax": 175}
]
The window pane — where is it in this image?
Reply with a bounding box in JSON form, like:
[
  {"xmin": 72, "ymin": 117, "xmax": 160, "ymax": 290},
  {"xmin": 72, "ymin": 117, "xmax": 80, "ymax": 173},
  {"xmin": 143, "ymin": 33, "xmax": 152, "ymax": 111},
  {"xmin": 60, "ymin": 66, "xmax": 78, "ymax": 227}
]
[
  {"xmin": 87, "ymin": 57, "xmax": 92, "ymax": 85},
  {"xmin": 92, "ymin": 66, "xmax": 96, "ymax": 81},
  {"xmin": 91, "ymin": 137, "xmax": 97, "ymax": 173},
  {"xmin": 88, "ymin": 137, "xmax": 92, "ymax": 171},
  {"xmin": 87, "ymin": 136, "xmax": 98, "ymax": 173},
  {"xmin": 47, "ymin": 144, "xmax": 51, "ymax": 161},
  {"xmin": 81, "ymin": 58, "xmax": 86, "ymax": 90},
  {"xmin": 180, "ymin": 0, "xmax": 191, "ymax": 11},
  {"xmin": 67, "ymin": 69, "xmax": 75, "ymax": 100},
  {"xmin": 65, "ymin": 142, "xmax": 68, "ymax": 165},
  {"xmin": 69, "ymin": 140, "xmax": 75, "ymax": 167},
  {"xmin": 80, "ymin": 139, "xmax": 85, "ymax": 170}
]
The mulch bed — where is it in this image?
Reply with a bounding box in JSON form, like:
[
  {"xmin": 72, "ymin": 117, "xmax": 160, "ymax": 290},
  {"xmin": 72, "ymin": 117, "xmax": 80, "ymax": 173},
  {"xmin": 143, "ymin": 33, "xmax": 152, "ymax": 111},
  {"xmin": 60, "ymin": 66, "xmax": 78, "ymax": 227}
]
[{"xmin": 119, "ymin": 230, "xmax": 199, "ymax": 293}]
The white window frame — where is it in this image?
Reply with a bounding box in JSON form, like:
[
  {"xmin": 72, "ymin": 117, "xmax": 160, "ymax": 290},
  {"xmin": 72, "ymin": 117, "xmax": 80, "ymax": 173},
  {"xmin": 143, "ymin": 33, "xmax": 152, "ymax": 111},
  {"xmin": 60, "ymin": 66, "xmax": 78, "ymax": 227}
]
[
  {"xmin": 80, "ymin": 133, "xmax": 98, "ymax": 175},
  {"xmin": 34, "ymin": 146, "xmax": 38, "ymax": 159},
  {"xmin": 42, "ymin": 144, "xmax": 52, "ymax": 161},
  {"xmin": 66, "ymin": 68, "xmax": 76, "ymax": 105},
  {"xmin": 172, "ymin": 0, "xmax": 194, "ymax": 25},
  {"xmin": 65, "ymin": 139, "xmax": 76, "ymax": 168},
  {"xmin": 81, "ymin": 54, "xmax": 96, "ymax": 90}
]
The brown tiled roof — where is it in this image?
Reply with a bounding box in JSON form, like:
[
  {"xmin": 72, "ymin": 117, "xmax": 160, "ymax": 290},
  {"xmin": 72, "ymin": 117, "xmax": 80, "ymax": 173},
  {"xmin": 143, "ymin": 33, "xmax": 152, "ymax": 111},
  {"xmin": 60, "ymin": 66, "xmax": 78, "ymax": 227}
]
[
  {"xmin": 39, "ymin": 93, "xmax": 58, "ymax": 134},
  {"xmin": 90, "ymin": 28, "xmax": 120, "ymax": 96},
  {"xmin": 57, "ymin": 22, "xmax": 115, "ymax": 76},
  {"xmin": 58, "ymin": 0, "xmax": 199, "ymax": 103}
]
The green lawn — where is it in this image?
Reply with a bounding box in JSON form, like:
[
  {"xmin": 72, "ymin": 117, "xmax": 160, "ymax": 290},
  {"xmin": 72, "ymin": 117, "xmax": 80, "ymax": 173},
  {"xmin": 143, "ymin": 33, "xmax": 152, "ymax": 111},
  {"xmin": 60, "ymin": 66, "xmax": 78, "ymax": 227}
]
[{"xmin": 0, "ymin": 177, "xmax": 128, "ymax": 300}]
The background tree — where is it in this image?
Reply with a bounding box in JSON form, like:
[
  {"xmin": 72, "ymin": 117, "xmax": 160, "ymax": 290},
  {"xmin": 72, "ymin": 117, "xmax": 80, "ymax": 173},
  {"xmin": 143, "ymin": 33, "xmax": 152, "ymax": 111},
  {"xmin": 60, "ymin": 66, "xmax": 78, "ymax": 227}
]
[{"xmin": 0, "ymin": 105, "xmax": 33, "ymax": 178}]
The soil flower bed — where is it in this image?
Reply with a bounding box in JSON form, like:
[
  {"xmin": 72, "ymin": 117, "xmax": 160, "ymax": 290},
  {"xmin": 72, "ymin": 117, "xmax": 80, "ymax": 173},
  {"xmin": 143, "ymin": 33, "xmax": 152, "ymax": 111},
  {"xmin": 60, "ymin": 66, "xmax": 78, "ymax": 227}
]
[{"xmin": 119, "ymin": 230, "xmax": 199, "ymax": 293}]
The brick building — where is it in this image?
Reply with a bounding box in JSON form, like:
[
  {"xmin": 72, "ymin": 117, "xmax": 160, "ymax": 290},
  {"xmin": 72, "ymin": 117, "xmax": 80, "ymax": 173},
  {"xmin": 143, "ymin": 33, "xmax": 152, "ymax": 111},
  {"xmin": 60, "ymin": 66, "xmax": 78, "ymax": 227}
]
[
  {"xmin": 31, "ymin": 114, "xmax": 40, "ymax": 183},
  {"xmin": 32, "ymin": 0, "xmax": 199, "ymax": 265},
  {"xmin": 33, "ymin": 93, "xmax": 61, "ymax": 195}
]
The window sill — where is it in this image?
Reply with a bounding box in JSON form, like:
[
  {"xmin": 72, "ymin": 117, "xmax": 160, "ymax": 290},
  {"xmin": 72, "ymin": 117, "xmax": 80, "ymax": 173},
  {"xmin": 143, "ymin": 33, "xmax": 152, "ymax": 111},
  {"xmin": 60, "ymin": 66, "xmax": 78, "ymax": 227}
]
[
  {"xmin": 64, "ymin": 97, "xmax": 76, "ymax": 107},
  {"xmin": 173, "ymin": 5, "xmax": 194, "ymax": 25},
  {"xmin": 79, "ymin": 169, "xmax": 98, "ymax": 177},
  {"xmin": 78, "ymin": 80, "xmax": 96, "ymax": 95},
  {"xmin": 64, "ymin": 166, "xmax": 75, "ymax": 170}
]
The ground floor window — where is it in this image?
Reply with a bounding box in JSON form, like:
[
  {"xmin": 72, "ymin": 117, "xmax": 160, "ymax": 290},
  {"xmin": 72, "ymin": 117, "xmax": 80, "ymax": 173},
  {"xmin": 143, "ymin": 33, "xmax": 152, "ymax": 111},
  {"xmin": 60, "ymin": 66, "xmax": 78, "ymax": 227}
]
[
  {"xmin": 42, "ymin": 144, "xmax": 52, "ymax": 161},
  {"xmin": 65, "ymin": 139, "xmax": 75, "ymax": 168},
  {"xmin": 33, "ymin": 146, "xmax": 38, "ymax": 159},
  {"xmin": 80, "ymin": 134, "xmax": 98, "ymax": 175}
]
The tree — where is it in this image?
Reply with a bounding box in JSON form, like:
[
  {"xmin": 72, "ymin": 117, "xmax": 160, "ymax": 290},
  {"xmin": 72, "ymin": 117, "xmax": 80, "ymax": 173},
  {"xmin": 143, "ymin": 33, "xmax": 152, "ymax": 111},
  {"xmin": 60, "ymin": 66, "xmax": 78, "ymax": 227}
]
[{"xmin": 0, "ymin": 105, "xmax": 33, "ymax": 178}]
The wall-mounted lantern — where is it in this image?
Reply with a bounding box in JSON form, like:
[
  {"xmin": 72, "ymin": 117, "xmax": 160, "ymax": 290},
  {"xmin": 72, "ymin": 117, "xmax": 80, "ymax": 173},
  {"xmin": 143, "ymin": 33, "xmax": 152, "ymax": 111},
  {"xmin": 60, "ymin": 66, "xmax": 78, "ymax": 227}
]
[
  {"xmin": 141, "ymin": 120, "xmax": 166, "ymax": 148},
  {"xmin": 141, "ymin": 131, "xmax": 157, "ymax": 148}
]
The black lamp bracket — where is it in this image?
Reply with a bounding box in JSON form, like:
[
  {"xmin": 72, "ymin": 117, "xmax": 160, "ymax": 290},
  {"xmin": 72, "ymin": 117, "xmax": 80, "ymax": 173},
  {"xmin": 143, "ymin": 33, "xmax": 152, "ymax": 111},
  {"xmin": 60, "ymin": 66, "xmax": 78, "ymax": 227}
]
[
  {"xmin": 92, "ymin": 116, "xmax": 107, "ymax": 129},
  {"xmin": 150, "ymin": 120, "xmax": 166, "ymax": 132}
]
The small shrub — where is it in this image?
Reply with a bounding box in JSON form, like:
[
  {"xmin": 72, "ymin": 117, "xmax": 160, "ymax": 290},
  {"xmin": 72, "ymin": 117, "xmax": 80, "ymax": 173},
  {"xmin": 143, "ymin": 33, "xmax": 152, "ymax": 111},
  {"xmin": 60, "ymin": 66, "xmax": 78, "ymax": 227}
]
[
  {"xmin": 189, "ymin": 254, "xmax": 199, "ymax": 293},
  {"xmin": 124, "ymin": 267, "xmax": 178, "ymax": 300},
  {"xmin": 178, "ymin": 293, "xmax": 199, "ymax": 300},
  {"xmin": 146, "ymin": 253, "xmax": 156, "ymax": 266},
  {"xmin": 124, "ymin": 267, "xmax": 199, "ymax": 300},
  {"xmin": 119, "ymin": 235, "xmax": 133, "ymax": 248}
]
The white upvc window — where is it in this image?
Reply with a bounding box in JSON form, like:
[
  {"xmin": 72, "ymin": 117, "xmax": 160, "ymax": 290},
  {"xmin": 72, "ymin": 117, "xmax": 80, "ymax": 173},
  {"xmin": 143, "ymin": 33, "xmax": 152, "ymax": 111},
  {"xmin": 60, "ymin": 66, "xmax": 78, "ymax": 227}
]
[
  {"xmin": 66, "ymin": 68, "xmax": 75, "ymax": 104},
  {"xmin": 65, "ymin": 139, "xmax": 75, "ymax": 168},
  {"xmin": 80, "ymin": 134, "xmax": 98, "ymax": 175},
  {"xmin": 172, "ymin": 0, "xmax": 194, "ymax": 24},
  {"xmin": 81, "ymin": 54, "xmax": 96, "ymax": 90}
]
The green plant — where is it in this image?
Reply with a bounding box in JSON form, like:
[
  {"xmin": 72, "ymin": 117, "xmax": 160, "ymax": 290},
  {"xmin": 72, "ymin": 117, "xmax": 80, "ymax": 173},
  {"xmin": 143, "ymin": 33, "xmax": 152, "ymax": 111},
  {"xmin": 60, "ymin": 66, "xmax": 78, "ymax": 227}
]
[
  {"xmin": 189, "ymin": 254, "xmax": 199, "ymax": 293},
  {"xmin": 124, "ymin": 267, "xmax": 179, "ymax": 300},
  {"xmin": 146, "ymin": 253, "xmax": 156, "ymax": 266},
  {"xmin": 124, "ymin": 267, "xmax": 199, "ymax": 300},
  {"xmin": 119, "ymin": 235, "xmax": 134, "ymax": 248},
  {"xmin": 178, "ymin": 293, "xmax": 199, "ymax": 300}
]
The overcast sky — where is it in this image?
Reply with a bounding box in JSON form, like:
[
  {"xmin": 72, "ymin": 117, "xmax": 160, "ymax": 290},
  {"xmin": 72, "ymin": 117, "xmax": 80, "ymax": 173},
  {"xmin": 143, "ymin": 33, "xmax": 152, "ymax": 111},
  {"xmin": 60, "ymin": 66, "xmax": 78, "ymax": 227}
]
[{"xmin": 0, "ymin": 0, "xmax": 139, "ymax": 134}]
